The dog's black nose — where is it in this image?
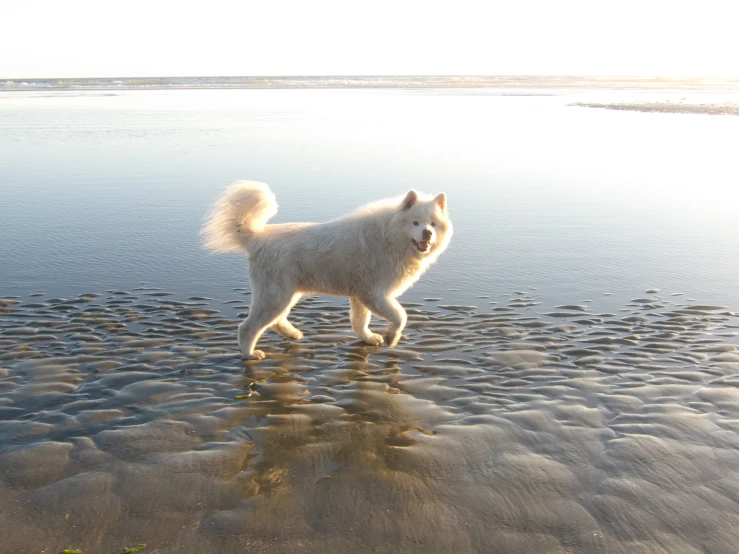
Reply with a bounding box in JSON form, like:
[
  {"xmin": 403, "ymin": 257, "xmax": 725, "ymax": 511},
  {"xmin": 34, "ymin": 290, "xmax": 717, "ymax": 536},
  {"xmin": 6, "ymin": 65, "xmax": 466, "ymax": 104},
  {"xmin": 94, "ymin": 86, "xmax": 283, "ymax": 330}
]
[{"xmin": 422, "ymin": 229, "xmax": 432, "ymax": 240}]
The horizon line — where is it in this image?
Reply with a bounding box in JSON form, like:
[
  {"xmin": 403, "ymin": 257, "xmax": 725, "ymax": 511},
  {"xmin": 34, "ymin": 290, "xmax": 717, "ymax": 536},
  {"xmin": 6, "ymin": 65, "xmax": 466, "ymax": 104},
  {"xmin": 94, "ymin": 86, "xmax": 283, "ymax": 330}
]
[{"xmin": 4, "ymin": 74, "xmax": 739, "ymax": 81}]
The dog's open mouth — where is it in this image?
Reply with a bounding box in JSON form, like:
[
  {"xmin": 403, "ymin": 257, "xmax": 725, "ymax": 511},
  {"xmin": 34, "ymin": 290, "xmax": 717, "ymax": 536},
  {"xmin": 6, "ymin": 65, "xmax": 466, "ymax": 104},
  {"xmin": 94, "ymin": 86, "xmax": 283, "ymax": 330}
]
[{"xmin": 412, "ymin": 239, "xmax": 431, "ymax": 253}]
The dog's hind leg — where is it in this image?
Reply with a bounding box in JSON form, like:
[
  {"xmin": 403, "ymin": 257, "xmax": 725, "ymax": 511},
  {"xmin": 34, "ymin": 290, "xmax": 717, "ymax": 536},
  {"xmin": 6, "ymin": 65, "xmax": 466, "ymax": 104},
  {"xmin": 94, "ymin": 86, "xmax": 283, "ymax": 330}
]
[
  {"xmin": 239, "ymin": 288, "xmax": 296, "ymax": 360},
  {"xmin": 271, "ymin": 293, "xmax": 303, "ymax": 340},
  {"xmin": 350, "ymin": 296, "xmax": 385, "ymax": 346}
]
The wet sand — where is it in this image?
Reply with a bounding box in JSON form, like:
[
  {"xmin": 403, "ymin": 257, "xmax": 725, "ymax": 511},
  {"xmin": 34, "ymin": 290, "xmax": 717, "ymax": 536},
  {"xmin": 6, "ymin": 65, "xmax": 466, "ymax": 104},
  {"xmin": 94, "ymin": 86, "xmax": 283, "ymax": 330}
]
[{"xmin": 1, "ymin": 289, "xmax": 739, "ymax": 553}]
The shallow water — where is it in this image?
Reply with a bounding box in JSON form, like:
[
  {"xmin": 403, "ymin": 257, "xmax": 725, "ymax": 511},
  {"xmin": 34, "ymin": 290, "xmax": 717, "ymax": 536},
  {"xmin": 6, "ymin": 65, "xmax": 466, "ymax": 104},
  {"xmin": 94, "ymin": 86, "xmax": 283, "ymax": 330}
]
[
  {"xmin": 1, "ymin": 88, "xmax": 739, "ymax": 552},
  {"xmin": 1, "ymin": 88, "xmax": 739, "ymax": 310}
]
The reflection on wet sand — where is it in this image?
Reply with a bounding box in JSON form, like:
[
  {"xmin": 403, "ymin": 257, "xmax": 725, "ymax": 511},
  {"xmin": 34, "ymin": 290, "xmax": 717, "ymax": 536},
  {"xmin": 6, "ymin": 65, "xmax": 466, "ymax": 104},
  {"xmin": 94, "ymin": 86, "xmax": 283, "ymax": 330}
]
[{"xmin": 1, "ymin": 290, "xmax": 739, "ymax": 552}]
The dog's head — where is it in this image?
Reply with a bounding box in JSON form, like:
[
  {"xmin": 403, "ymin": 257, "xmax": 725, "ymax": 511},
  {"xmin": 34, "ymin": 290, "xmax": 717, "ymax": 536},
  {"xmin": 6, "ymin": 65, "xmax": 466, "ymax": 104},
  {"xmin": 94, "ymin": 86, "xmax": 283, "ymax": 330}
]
[{"xmin": 395, "ymin": 190, "xmax": 453, "ymax": 259}]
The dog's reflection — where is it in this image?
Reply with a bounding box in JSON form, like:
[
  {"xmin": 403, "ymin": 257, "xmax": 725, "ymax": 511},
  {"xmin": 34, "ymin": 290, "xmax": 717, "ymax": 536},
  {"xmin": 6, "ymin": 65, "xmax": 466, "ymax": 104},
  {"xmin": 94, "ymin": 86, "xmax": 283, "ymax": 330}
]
[{"xmin": 232, "ymin": 344, "xmax": 440, "ymax": 521}]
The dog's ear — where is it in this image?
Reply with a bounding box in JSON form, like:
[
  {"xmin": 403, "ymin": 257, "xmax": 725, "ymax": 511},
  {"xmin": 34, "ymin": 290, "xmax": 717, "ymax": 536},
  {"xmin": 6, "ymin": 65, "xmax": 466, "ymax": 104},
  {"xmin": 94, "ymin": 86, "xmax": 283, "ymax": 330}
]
[
  {"xmin": 401, "ymin": 190, "xmax": 418, "ymax": 210},
  {"xmin": 434, "ymin": 192, "xmax": 447, "ymax": 214}
]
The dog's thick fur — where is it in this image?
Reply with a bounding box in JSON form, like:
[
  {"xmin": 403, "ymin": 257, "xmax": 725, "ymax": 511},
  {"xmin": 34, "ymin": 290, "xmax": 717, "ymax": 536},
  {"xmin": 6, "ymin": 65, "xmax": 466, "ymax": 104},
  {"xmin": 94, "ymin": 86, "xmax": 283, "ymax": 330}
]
[{"xmin": 201, "ymin": 181, "xmax": 452, "ymax": 360}]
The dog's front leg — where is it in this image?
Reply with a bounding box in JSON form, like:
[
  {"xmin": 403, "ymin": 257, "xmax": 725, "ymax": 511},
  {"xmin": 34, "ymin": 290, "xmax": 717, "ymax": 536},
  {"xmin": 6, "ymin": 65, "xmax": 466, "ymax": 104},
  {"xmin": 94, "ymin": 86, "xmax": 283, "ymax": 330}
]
[
  {"xmin": 350, "ymin": 296, "xmax": 384, "ymax": 346},
  {"xmin": 362, "ymin": 295, "xmax": 407, "ymax": 347}
]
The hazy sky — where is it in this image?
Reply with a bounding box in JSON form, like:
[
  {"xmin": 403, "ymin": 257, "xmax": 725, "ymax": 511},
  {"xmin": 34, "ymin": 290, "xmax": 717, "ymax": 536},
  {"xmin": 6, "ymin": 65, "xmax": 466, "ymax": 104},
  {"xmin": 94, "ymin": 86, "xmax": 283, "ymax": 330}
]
[{"xmin": 2, "ymin": 0, "xmax": 737, "ymax": 78}]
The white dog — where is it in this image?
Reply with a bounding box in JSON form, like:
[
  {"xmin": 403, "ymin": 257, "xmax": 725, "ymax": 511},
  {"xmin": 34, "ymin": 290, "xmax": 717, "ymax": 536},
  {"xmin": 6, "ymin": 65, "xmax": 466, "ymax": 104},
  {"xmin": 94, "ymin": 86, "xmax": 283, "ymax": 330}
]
[{"xmin": 201, "ymin": 181, "xmax": 452, "ymax": 360}]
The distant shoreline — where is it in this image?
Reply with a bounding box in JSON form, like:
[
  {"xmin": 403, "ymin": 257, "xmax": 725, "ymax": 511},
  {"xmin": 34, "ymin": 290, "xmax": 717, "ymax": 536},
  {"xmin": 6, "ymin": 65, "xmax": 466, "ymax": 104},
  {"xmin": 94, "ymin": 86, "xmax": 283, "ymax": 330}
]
[
  {"xmin": 571, "ymin": 101, "xmax": 739, "ymax": 116},
  {"xmin": 3, "ymin": 75, "xmax": 739, "ymax": 93}
]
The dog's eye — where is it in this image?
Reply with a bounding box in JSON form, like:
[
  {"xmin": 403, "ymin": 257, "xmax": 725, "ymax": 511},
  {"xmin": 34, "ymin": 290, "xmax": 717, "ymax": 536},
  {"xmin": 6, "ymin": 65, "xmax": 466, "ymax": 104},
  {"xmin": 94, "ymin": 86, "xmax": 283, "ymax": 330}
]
[
  {"xmin": 413, "ymin": 221, "xmax": 419, "ymax": 226},
  {"xmin": 431, "ymin": 222, "xmax": 436, "ymax": 227}
]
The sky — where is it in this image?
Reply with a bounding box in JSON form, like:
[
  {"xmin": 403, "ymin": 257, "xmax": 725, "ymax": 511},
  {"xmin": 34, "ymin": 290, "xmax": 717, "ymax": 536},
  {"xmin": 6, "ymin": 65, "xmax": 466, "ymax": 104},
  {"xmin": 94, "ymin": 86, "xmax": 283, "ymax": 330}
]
[{"xmin": 1, "ymin": 0, "xmax": 737, "ymax": 79}]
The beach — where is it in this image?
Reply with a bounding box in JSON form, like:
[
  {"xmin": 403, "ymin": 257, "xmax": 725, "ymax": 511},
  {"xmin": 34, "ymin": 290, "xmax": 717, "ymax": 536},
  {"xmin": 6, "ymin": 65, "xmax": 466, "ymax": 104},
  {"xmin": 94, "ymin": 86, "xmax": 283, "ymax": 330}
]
[
  {"xmin": 1, "ymin": 81, "xmax": 739, "ymax": 552},
  {"xmin": 1, "ymin": 289, "xmax": 739, "ymax": 552}
]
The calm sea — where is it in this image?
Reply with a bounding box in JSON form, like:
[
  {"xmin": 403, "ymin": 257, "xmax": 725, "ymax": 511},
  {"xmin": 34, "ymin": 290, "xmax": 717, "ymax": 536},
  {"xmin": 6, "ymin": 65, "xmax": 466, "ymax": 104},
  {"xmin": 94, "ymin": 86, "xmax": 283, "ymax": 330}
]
[{"xmin": 1, "ymin": 86, "xmax": 738, "ymax": 312}]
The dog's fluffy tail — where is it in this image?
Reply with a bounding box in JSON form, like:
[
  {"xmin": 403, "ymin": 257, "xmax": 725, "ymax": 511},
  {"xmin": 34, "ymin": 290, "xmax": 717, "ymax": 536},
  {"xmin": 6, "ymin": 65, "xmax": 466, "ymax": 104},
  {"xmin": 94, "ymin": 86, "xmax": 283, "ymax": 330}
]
[{"xmin": 201, "ymin": 181, "xmax": 278, "ymax": 253}]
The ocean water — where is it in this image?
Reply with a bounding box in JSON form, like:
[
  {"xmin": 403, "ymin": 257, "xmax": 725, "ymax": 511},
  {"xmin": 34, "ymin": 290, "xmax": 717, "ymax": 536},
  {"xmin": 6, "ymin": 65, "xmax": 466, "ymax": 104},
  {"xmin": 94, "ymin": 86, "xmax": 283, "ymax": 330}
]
[
  {"xmin": 2, "ymin": 86, "xmax": 739, "ymax": 553},
  {"xmin": 1, "ymin": 87, "xmax": 738, "ymax": 309}
]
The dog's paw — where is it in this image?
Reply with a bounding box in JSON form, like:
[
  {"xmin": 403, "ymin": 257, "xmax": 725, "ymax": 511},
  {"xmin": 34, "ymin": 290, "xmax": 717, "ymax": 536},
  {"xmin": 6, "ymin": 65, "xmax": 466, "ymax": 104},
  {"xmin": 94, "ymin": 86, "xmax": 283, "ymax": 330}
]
[
  {"xmin": 362, "ymin": 333, "xmax": 384, "ymax": 346},
  {"xmin": 286, "ymin": 329, "xmax": 303, "ymax": 341},
  {"xmin": 242, "ymin": 349, "xmax": 266, "ymax": 361},
  {"xmin": 384, "ymin": 332, "xmax": 401, "ymax": 348}
]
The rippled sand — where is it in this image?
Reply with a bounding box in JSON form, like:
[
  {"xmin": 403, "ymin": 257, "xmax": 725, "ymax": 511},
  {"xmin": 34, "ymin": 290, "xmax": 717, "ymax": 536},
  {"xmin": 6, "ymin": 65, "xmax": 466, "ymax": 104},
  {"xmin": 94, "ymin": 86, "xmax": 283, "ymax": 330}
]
[{"xmin": 1, "ymin": 289, "xmax": 739, "ymax": 553}]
